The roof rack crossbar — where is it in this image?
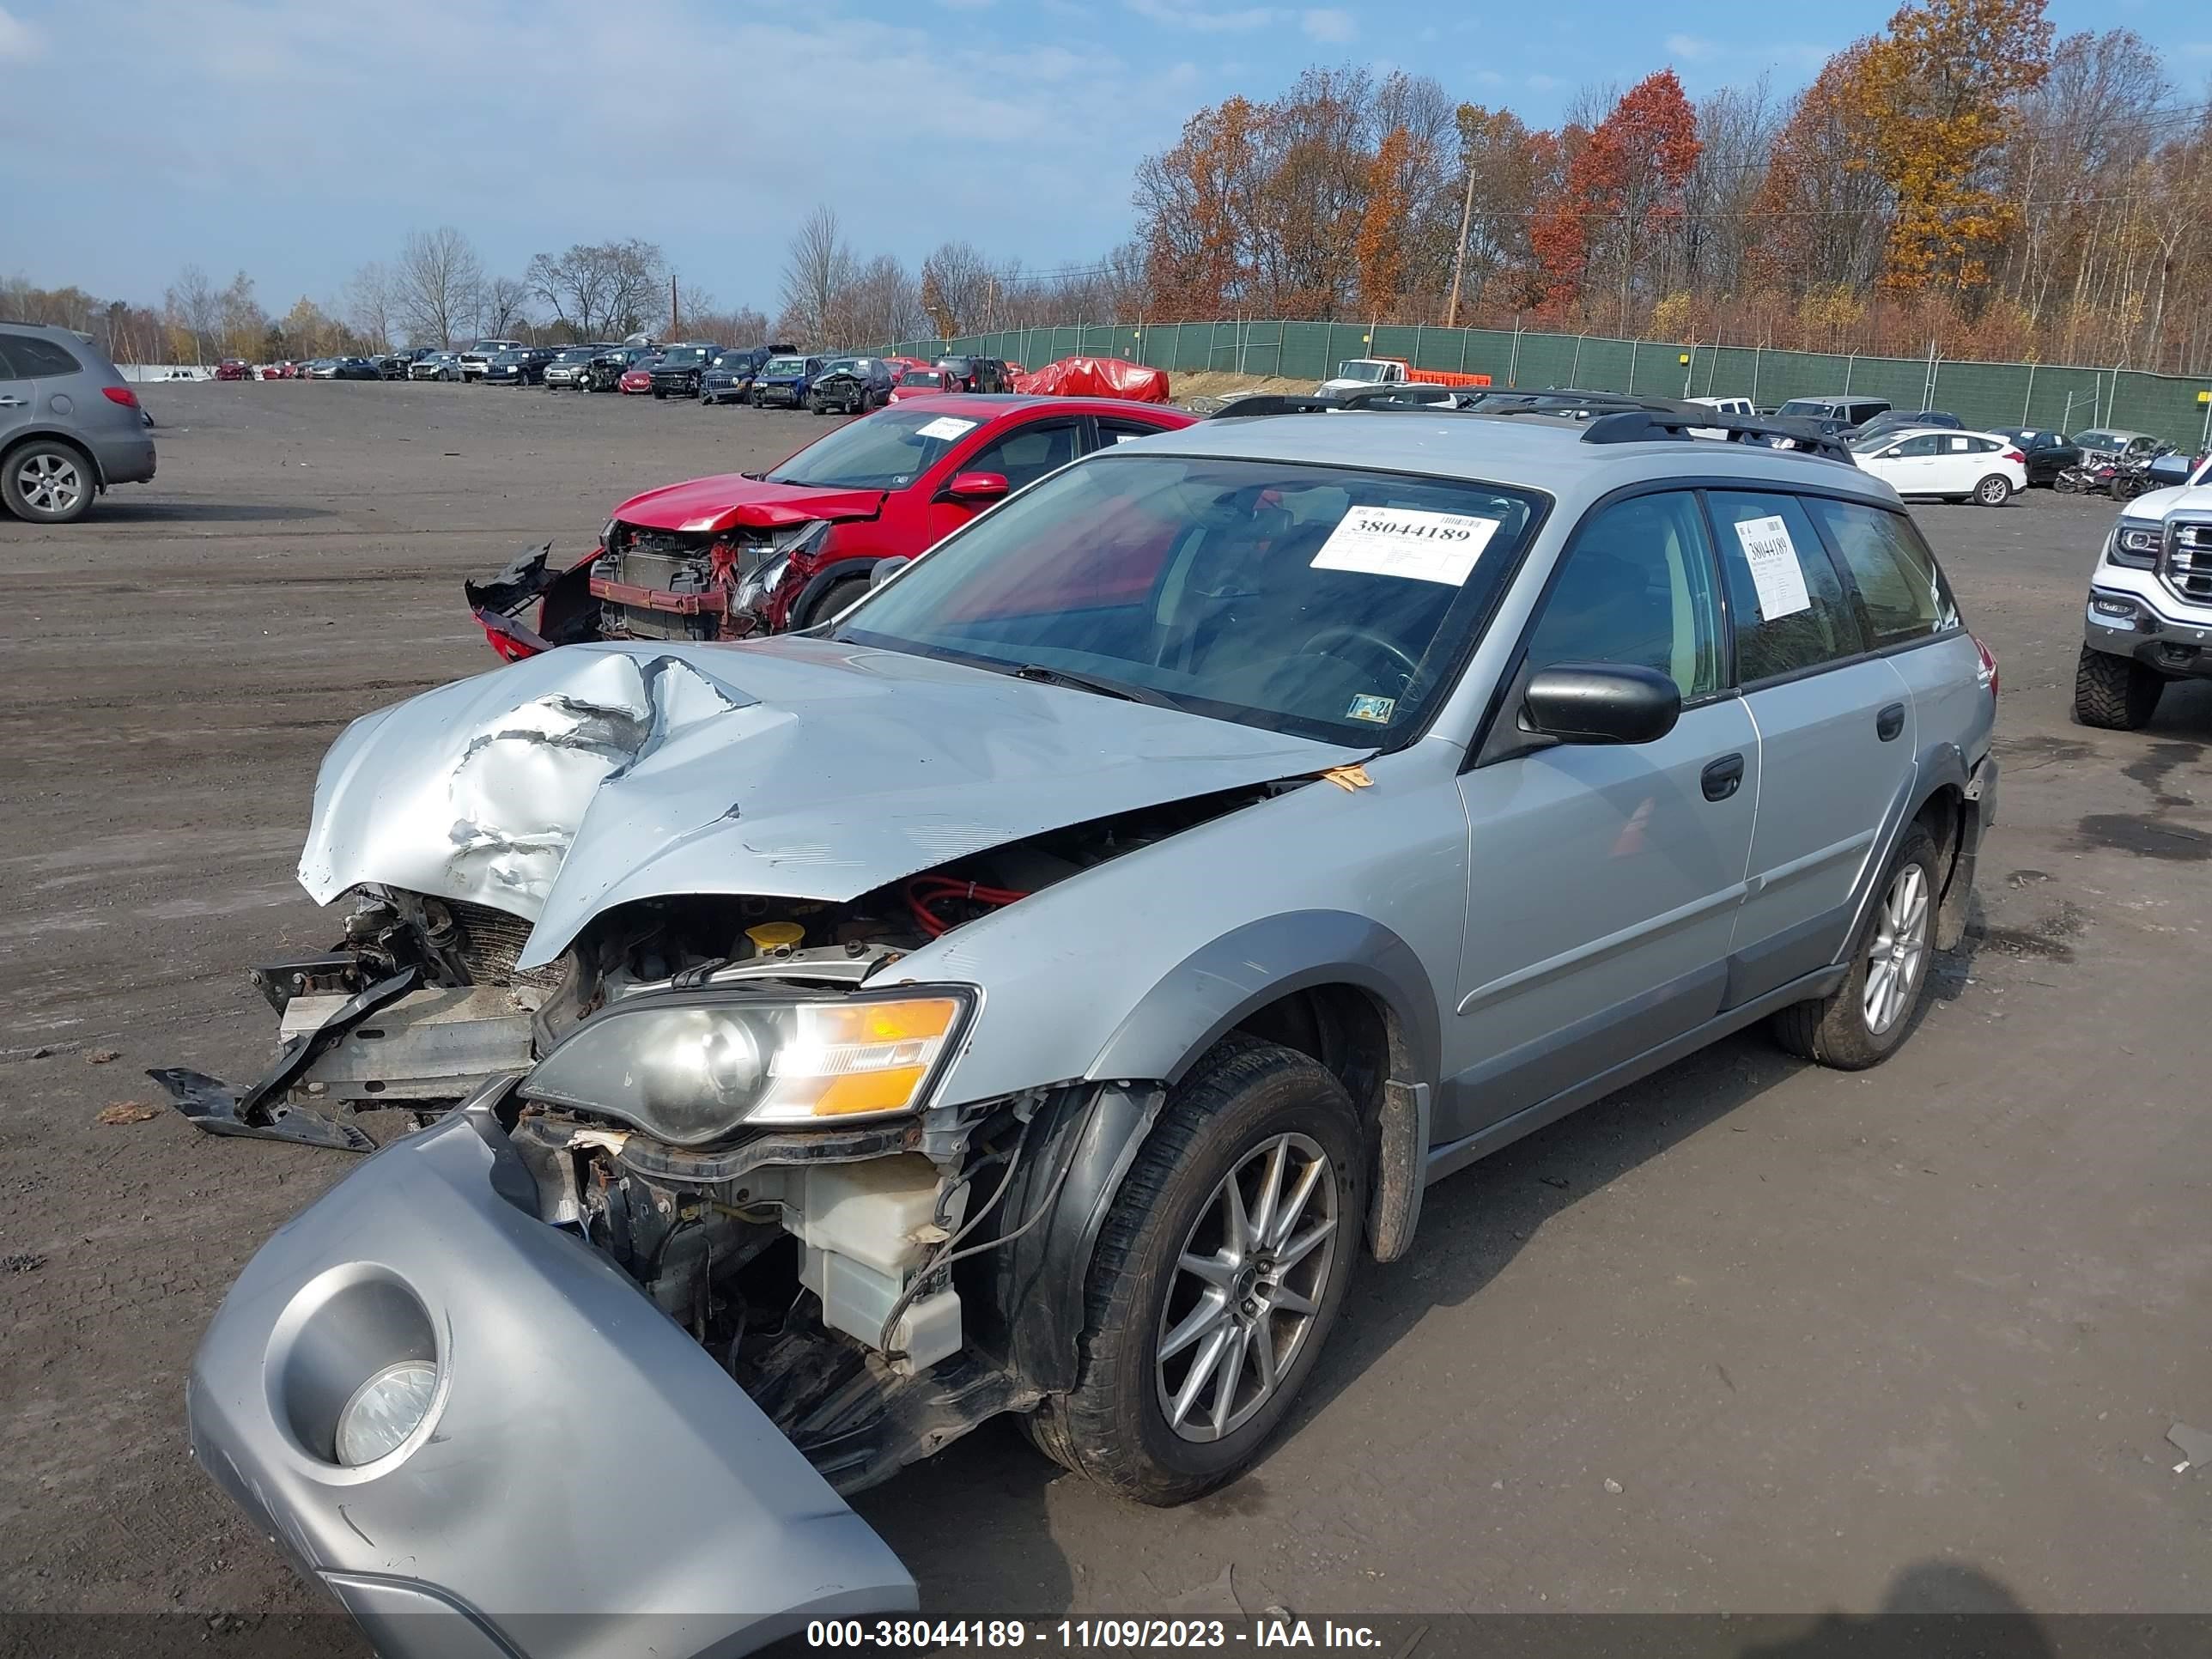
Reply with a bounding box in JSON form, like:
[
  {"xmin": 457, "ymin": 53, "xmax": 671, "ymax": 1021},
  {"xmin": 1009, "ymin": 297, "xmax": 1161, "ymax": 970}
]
[{"xmin": 1580, "ymin": 405, "xmax": 1858, "ymax": 464}]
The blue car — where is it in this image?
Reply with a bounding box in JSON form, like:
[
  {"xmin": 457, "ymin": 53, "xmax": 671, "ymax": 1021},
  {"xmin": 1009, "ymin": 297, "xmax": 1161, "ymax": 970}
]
[{"xmin": 749, "ymin": 352, "xmax": 823, "ymax": 409}]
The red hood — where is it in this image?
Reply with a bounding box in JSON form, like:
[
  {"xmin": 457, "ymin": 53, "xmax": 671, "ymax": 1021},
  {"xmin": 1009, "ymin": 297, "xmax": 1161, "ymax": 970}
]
[{"xmin": 613, "ymin": 473, "xmax": 887, "ymax": 535}]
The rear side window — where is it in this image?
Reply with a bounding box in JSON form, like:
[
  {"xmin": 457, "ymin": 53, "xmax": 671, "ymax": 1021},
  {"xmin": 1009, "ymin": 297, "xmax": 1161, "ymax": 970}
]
[
  {"xmin": 1806, "ymin": 498, "xmax": 1959, "ymax": 649},
  {"xmin": 1707, "ymin": 490, "xmax": 1864, "ymax": 683},
  {"xmin": 4, "ymin": 333, "xmax": 82, "ymax": 376}
]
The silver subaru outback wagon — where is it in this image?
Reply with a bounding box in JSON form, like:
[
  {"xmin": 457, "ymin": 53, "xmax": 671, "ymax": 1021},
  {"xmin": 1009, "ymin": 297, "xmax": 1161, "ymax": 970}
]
[{"xmin": 171, "ymin": 398, "xmax": 1996, "ymax": 1656}]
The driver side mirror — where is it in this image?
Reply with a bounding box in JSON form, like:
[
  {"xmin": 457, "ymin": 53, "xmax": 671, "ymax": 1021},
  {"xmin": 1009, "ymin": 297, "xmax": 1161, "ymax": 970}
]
[
  {"xmin": 1522, "ymin": 664, "xmax": 1680, "ymax": 745},
  {"xmin": 939, "ymin": 471, "xmax": 1009, "ymax": 503}
]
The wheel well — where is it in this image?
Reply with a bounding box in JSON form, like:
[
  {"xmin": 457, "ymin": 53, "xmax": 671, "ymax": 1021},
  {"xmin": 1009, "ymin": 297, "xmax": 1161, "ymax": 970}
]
[
  {"xmin": 1916, "ymin": 785, "xmax": 1962, "ymax": 878},
  {"xmin": 1916, "ymin": 783, "xmax": 1974, "ymax": 950},
  {"xmin": 1229, "ymin": 982, "xmax": 1401, "ymax": 1129},
  {"xmin": 3, "ymin": 429, "xmax": 100, "ymax": 486}
]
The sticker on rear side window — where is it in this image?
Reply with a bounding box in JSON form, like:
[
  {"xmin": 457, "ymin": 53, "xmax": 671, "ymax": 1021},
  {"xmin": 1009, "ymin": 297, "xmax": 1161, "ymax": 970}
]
[
  {"xmin": 915, "ymin": 416, "xmax": 978, "ymax": 441},
  {"xmin": 1733, "ymin": 514, "xmax": 1812, "ymax": 619},
  {"xmin": 1310, "ymin": 506, "xmax": 1498, "ymax": 586}
]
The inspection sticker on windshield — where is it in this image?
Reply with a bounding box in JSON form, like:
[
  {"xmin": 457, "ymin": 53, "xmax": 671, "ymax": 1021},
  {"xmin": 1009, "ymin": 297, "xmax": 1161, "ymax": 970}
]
[
  {"xmin": 915, "ymin": 416, "xmax": 978, "ymax": 441},
  {"xmin": 1346, "ymin": 694, "xmax": 1396, "ymax": 724},
  {"xmin": 1734, "ymin": 514, "xmax": 1812, "ymax": 619},
  {"xmin": 1310, "ymin": 506, "xmax": 1498, "ymax": 586}
]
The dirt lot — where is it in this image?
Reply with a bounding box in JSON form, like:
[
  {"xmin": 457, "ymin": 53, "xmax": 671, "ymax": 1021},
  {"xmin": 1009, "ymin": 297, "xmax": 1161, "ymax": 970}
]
[{"xmin": 2, "ymin": 383, "xmax": 2207, "ymax": 1628}]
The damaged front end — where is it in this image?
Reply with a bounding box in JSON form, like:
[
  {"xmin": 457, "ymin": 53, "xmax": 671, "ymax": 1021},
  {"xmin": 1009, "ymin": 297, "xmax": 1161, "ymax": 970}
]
[{"xmin": 467, "ymin": 520, "xmax": 836, "ymax": 662}]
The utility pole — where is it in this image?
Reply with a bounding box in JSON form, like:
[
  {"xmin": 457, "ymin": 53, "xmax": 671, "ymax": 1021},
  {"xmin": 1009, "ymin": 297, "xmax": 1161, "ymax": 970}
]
[
  {"xmin": 670, "ymin": 272, "xmax": 678, "ymax": 337},
  {"xmin": 1445, "ymin": 160, "xmax": 1478, "ymax": 329}
]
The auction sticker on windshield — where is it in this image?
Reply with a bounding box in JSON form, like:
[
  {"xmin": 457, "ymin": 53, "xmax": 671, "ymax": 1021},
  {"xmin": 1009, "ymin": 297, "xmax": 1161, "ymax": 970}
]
[
  {"xmin": 1310, "ymin": 506, "xmax": 1499, "ymax": 586},
  {"xmin": 915, "ymin": 416, "xmax": 979, "ymax": 441},
  {"xmin": 1733, "ymin": 514, "xmax": 1812, "ymax": 619}
]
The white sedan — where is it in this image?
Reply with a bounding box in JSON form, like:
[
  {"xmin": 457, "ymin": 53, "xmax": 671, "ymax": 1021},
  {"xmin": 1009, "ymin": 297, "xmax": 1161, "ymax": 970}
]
[{"xmin": 1850, "ymin": 427, "xmax": 2027, "ymax": 507}]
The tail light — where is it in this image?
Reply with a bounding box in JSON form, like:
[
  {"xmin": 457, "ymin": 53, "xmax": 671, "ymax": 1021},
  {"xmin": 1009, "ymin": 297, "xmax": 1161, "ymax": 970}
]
[
  {"xmin": 1972, "ymin": 633, "xmax": 1999, "ymax": 697},
  {"xmin": 2001, "ymin": 447, "xmax": 2025, "ymax": 464},
  {"xmin": 101, "ymin": 386, "xmax": 140, "ymax": 409}
]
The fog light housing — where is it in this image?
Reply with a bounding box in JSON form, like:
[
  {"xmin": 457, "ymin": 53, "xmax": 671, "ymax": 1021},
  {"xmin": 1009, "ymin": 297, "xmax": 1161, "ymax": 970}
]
[
  {"xmin": 2090, "ymin": 595, "xmax": 2140, "ymax": 627},
  {"xmin": 334, "ymin": 1359, "xmax": 440, "ymax": 1467}
]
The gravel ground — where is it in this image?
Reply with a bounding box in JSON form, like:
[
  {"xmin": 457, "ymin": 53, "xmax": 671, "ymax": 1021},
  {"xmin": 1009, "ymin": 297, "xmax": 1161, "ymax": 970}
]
[{"xmin": 1, "ymin": 382, "xmax": 2207, "ymax": 1632}]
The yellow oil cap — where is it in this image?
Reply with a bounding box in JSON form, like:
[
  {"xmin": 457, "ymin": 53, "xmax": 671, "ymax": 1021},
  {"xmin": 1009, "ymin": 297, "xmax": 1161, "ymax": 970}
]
[{"xmin": 745, "ymin": 921, "xmax": 805, "ymax": 953}]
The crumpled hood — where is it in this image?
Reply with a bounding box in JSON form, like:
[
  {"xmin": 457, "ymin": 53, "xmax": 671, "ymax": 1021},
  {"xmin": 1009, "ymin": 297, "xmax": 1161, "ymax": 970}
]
[
  {"xmin": 617, "ymin": 474, "xmax": 884, "ymax": 534},
  {"xmin": 299, "ymin": 639, "xmax": 1365, "ymax": 971}
]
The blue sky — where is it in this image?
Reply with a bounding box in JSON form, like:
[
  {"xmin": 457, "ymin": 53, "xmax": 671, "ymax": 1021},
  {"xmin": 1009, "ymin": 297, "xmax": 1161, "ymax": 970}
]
[{"xmin": 2, "ymin": 0, "xmax": 2203, "ymax": 317}]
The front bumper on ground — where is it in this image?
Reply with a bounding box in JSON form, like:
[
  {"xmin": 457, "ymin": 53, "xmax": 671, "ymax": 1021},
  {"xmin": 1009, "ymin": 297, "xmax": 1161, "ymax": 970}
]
[
  {"xmin": 2085, "ymin": 578, "xmax": 2212, "ymax": 676},
  {"xmin": 187, "ymin": 1091, "xmax": 916, "ymax": 1659}
]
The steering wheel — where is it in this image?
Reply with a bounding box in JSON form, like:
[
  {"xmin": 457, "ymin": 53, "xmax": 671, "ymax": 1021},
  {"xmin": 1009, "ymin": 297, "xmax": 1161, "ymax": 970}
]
[{"xmin": 1299, "ymin": 624, "xmax": 1421, "ymax": 687}]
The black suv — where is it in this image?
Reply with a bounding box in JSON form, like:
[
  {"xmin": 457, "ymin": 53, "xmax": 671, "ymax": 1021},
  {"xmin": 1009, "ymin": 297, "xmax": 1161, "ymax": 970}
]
[
  {"xmin": 647, "ymin": 343, "xmax": 725, "ymax": 400},
  {"xmin": 934, "ymin": 354, "xmax": 1010, "ymax": 392}
]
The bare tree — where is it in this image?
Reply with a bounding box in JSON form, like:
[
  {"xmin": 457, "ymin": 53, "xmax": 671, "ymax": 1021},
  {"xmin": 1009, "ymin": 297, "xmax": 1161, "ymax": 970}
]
[
  {"xmin": 165, "ymin": 264, "xmax": 222, "ymax": 362},
  {"xmin": 920, "ymin": 240, "xmax": 991, "ymax": 335},
  {"xmin": 394, "ymin": 227, "xmax": 484, "ymax": 349},
  {"xmin": 525, "ymin": 240, "xmax": 666, "ymax": 340},
  {"xmin": 779, "ymin": 205, "xmax": 856, "ymax": 345},
  {"xmin": 846, "ymin": 254, "xmax": 926, "ymax": 343},
  {"xmin": 481, "ymin": 275, "xmax": 531, "ymax": 339},
  {"xmin": 343, "ymin": 263, "xmax": 395, "ymax": 351},
  {"xmin": 217, "ymin": 270, "xmax": 266, "ymax": 358}
]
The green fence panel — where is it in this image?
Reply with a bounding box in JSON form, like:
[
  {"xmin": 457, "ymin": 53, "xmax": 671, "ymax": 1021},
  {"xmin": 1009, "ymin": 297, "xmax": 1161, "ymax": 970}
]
[{"xmin": 872, "ymin": 317, "xmax": 2212, "ymax": 447}]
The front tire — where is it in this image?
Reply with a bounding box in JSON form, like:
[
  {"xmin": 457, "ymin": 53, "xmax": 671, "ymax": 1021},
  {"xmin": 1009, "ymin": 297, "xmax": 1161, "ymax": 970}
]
[
  {"xmin": 2073, "ymin": 644, "xmax": 2164, "ymax": 730},
  {"xmin": 800, "ymin": 574, "xmax": 872, "ymax": 629},
  {"xmin": 3, "ymin": 438, "xmax": 96, "ymax": 524},
  {"xmin": 1770, "ymin": 824, "xmax": 1939, "ymax": 1070},
  {"xmin": 1974, "ymin": 474, "xmax": 2011, "ymax": 507},
  {"xmin": 1036, "ymin": 1040, "xmax": 1364, "ymax": 1504}
]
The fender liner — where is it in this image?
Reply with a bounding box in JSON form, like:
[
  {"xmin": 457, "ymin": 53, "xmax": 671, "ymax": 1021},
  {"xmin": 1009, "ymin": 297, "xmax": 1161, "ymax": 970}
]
[{"xmin": 990, "ymin": 1083, "xmax": 1164, "ymax": 1395}]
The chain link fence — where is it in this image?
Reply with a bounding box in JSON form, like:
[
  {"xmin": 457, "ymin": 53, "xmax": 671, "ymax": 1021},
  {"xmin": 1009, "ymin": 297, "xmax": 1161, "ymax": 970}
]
[{"xmin": 879, "ymin": 320, "xmax": 2212, "ymax": 453}]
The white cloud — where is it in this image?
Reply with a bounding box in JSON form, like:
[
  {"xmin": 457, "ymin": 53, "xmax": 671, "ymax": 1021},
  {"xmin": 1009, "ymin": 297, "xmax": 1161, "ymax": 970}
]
[
  {"xmin": 1526, "ymin": 72, "xmax": 1564, "ymax": 91},
  {"xmin": 0, "ymin": 4, "xmax": 46, "ymax": 60},
  {"xmin": 1472, "ymin": 68, "xmax": 1505, "ymax": 87},
  {"xmin": 1123, "ymin": 0, "xmax": 1278, "ymax": 31},
  {"xmin": 1301, "ymin": 7, "xmax": 1355, "ymax": 42},
  {"xmin": 1664, "ymin": 33, "xmax": 1716, "ymax": 61}
]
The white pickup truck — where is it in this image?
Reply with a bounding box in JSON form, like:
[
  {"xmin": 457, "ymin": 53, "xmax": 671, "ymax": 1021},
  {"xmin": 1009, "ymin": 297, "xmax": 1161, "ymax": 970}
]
[
  {"xmin": 2077, "ymin": 452, "xmax": 2212, "ymax": 727},
  {"xmin": 1315, "ymin": 356, "xmax": 1491, "ymax": 398}
]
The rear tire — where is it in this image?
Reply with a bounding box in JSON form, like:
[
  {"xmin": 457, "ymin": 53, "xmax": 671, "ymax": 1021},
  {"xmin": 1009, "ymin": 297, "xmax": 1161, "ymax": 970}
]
[
  {"xmin": 2073, "ymin": 644, "xmax": 2164, "ymax": 730},
  {"xmin": 2, "ymin": 437, "xmax": 96, "ymax": 524},
  {"xmin": 1770, "ymin": 824, "xmax": 1940, "ymax": 1071},
  {"xmin": 1974, "ymin": 474, "xmax": 2012, "ymax": 507},
  {"xmin": 1044, "ymin": 1041, "xmax": 1365, "ymax": 1504}
]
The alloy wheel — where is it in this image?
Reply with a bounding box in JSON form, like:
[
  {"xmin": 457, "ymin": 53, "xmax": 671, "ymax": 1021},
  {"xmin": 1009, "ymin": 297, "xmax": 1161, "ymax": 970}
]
[
  {"xmin": 1863, "ymin": 862, "xmax": 1929, "ymax": 1036},
  {"xmin": 1154, "ymin": 1131, "xmax": 1339, "ymax": 1443},
  {"xmin": 16, "ymin": 451, "xmax": 84, "ymax": 517}
]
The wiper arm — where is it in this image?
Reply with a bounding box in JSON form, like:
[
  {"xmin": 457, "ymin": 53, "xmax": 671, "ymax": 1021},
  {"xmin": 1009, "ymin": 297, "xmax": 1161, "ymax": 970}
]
[{"xmin": 1011, "ymin": 663, "xmax": 1183, "ymax": 709}]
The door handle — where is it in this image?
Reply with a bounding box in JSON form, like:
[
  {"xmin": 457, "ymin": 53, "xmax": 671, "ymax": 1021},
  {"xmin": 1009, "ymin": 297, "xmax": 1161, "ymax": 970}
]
[
  {"xmin": 0, "ymin": 395, "xmax": 27, "ymax": 407},
  {"xmin": 1876, "ymin": 702, "xmax": 1905, "ymax": 741},
  {"xmin": 1701, "ymin": 753, "xmax": 1745, "ymax": 801}
]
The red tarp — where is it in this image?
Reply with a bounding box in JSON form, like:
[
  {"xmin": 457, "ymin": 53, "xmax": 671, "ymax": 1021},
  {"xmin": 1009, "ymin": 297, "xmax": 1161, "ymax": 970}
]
[{"xmin": 1011, "ymin": 356, "xmax": 1171, "ymax": 403}]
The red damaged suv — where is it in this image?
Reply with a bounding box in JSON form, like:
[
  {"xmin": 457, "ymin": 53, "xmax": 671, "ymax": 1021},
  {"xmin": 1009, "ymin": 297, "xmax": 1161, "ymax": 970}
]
[{"xmin": 467, "ymin": 393, "xmax": 1194, "ymax": 658}]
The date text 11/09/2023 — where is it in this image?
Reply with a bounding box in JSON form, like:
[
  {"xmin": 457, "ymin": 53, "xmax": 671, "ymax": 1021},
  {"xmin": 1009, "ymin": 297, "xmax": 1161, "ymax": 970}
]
[{"xmin": 806, "ymin": 1620, "xmax": 1388, "ymax": 1650}]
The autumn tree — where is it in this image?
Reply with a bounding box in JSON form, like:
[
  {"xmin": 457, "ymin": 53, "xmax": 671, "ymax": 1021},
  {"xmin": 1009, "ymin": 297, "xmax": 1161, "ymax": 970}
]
[
  {"xmin": 1553, "ymin": 70, "xmax": 1702, "ymax": 325},
  {"xmin": 1355, "ymin": 127, "xmax": 1414, "ymax": 314},
  {"xmin": 1844, "ymin": 0, "xmax": 2053, "ymax": 294},
  {"xmin": 1752, "ymin": 45, "xmax": 1893, "ymax": 300}
]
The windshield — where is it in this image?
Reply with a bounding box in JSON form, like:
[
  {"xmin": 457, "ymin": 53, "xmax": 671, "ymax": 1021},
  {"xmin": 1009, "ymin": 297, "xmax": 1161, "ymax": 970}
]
[
  {"xmin": 1334, "ymin": 361, "xmax": 1389, "ymax": 382},
  {"xmin": 711, "ymin": 353, "xmax": 750, "ymax": 369},
  {"xmin": 821, "ymin": 357, "xmax": 860, "ymax": 375},
  {"xmin": 763, "ymin": 356, "xmax": 806, "ymax": 376},
  {"xmin": 898, "ymin": 369, "xmax": 945, "ymax": 386},
  {"xmin": 661, "ymin": 346, "xmax": 710, "ymax": 366},
  {"xmin": 2072, "ymin": 429, "xmax": 2124, "ymax": 450},
  {"xmin": 1776, "ymin": 398, "xmax": 1834, "ymax": 418},
  {"xmin": 763, "ymin": 406, "xmax": 988, "ymax": 489},
  {"xmin": 834, "ymin": 453, "xmax": 1543, "ymax": 745},
  {"xmin": 555, "ymin": 348, "xmax": 596, "ymax": 362}
]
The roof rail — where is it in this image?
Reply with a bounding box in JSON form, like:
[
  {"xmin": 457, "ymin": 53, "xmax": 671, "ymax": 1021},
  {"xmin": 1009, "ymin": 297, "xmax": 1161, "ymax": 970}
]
[
  {"xmin": 1206, "ymin": 393, "xmax": 1340, "ymax": 419},
  {"xmin": 1580, "ymin": 404, "xmax": 1858, "ymax": 465}
]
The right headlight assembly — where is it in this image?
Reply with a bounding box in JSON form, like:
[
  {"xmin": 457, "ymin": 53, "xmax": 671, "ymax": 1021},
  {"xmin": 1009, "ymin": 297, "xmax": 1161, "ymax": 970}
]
[
  {"xmin": 519, "ymin": 988, "xmax": 975, "ymax": 1144},
  {"xmin": 2109, "ymin": 520, "xmax": 2163, "ymax": 567}
]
